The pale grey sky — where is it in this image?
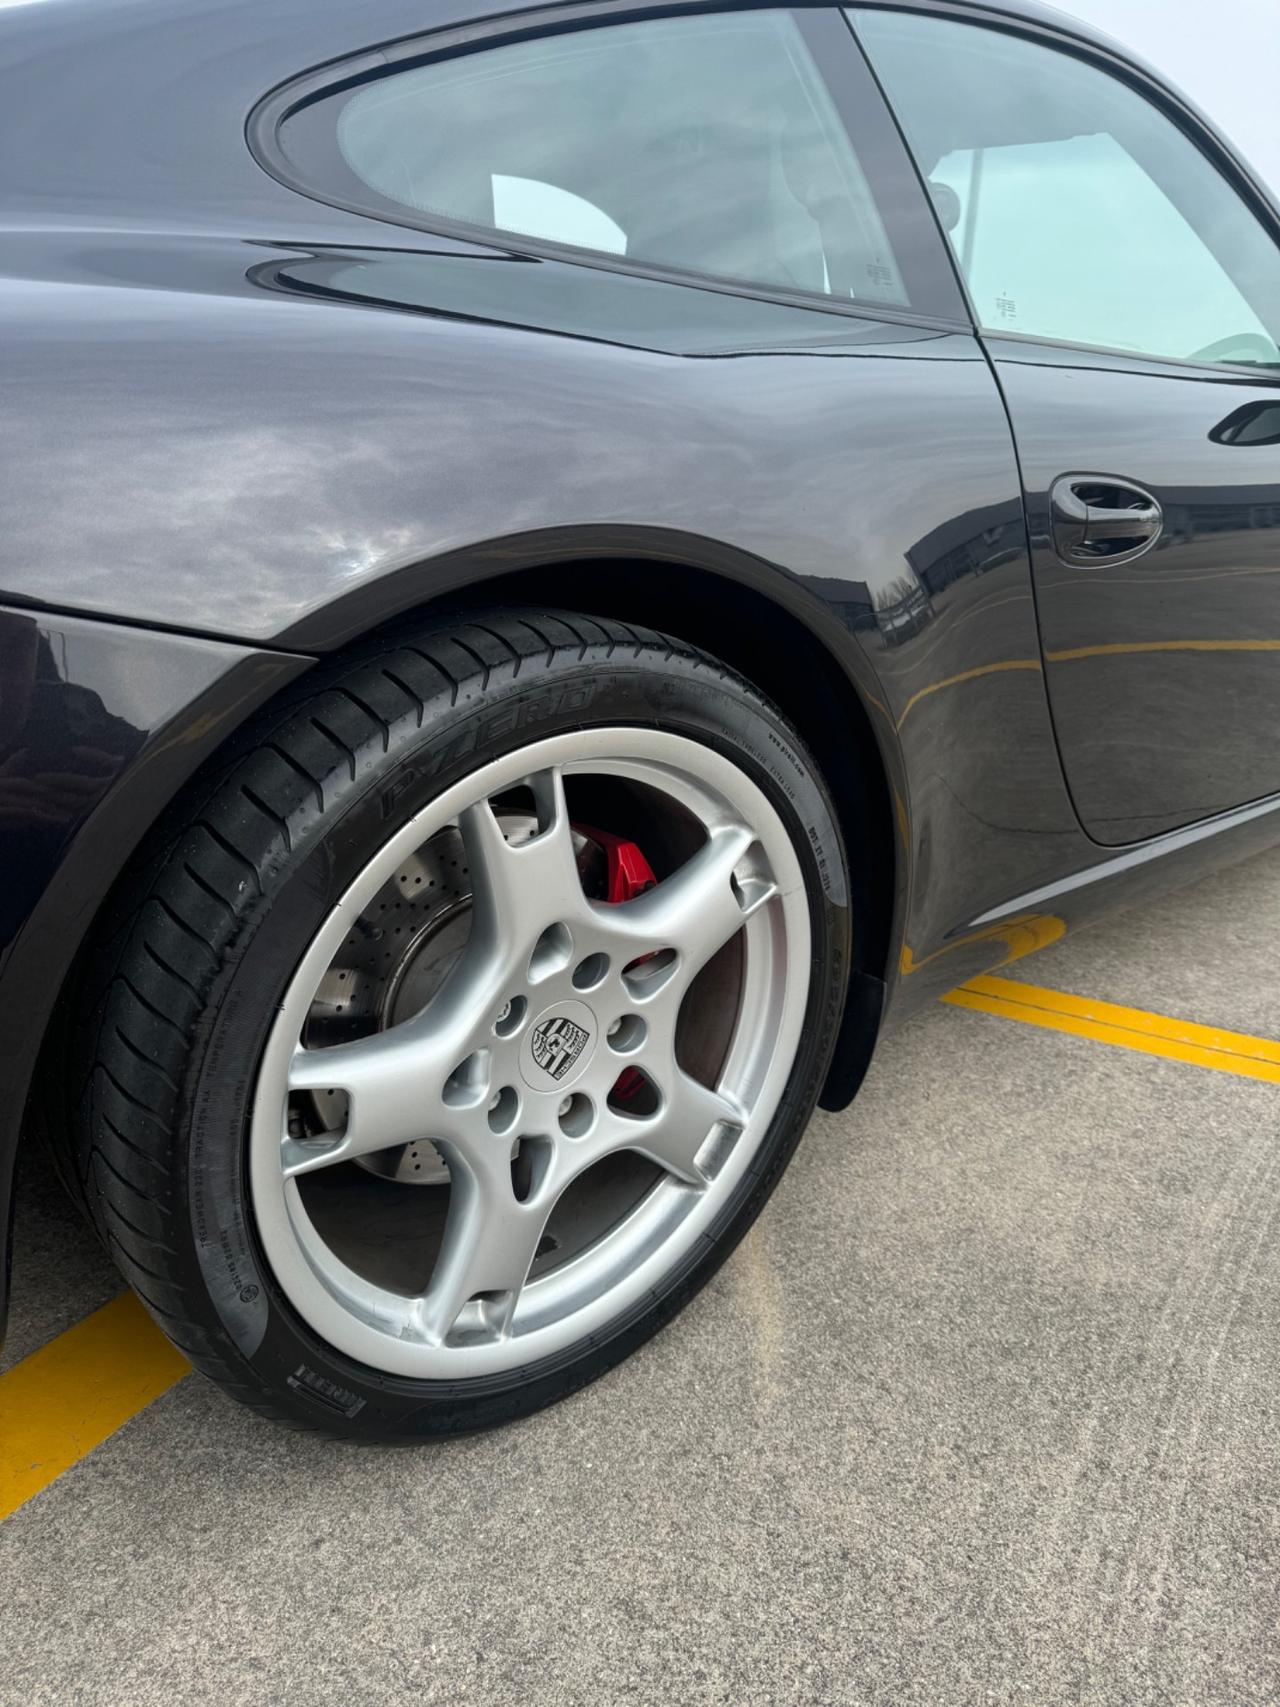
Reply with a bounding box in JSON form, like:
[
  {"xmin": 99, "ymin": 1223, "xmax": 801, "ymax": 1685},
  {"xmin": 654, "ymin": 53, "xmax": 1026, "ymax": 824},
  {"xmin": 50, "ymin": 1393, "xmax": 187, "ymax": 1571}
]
[{"xmin": 1058, "ymin": 0, "xmax": 1279, "ymax": 187}]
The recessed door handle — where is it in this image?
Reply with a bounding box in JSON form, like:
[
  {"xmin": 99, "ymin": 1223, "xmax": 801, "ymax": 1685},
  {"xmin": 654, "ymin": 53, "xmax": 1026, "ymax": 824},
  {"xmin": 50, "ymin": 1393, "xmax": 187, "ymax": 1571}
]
[{"xmin": 1050, "ymin": 475, "xmax": 1163, "ymax": 565}]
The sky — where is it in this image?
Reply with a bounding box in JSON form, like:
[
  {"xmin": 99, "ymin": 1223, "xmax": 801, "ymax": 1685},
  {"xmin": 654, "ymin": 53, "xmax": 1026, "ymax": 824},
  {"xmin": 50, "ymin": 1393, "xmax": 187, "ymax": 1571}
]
[{"xmin": 1058, "ymin": 0, "xmax": 1279, "ymax": 188}]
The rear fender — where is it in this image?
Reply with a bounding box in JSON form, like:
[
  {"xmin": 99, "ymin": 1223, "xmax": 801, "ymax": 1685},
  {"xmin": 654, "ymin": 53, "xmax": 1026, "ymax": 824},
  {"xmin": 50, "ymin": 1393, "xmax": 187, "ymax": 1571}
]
[{"xmin": 0, "ymin": 605, "xmax": 308, "ymax": 1339}]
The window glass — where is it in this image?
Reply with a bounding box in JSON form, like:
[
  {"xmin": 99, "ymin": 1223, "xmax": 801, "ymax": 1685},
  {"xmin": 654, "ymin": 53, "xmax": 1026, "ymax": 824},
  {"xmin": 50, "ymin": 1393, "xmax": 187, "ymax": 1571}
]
[
  {"xmin": 333, "ymin": 11, "xmax": 908, "ymax": 304},
  {"xmin": 853, "ymin": 10, "xmax": 1280, "ymax": 367}
]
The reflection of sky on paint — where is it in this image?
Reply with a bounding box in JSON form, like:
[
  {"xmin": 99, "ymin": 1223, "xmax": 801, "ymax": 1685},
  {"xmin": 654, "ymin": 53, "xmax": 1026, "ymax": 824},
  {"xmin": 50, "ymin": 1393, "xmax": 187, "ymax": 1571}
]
[
  {"xmin": 56, "ymin": 626, "xmax": 234, "ymax": 734},
  {"xmin": 2, "ymin": 265, "xmax": 1010, "ymax": 640},
  {"xmin": 933, "ymin": 133, "xmax": 1272, "ymax": 360},
  {"xmin": 1059, "ymin": 0, "xmax": 1280, "ymax": 188}
]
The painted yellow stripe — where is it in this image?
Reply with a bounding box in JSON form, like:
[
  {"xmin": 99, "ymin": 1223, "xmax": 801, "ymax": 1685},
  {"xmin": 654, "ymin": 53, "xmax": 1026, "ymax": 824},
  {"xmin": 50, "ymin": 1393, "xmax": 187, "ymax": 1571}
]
[
  {"xmin": 4, "ymin": 972, "xmax": 1273, "ymax": 1523},
  {"xmin": 945, "ymin": 974, "xmax": 1280, "ymax": 1084},
  {"xmin": 0, "ymin": 1293, "xmax": 189, "ymax": 1521}
]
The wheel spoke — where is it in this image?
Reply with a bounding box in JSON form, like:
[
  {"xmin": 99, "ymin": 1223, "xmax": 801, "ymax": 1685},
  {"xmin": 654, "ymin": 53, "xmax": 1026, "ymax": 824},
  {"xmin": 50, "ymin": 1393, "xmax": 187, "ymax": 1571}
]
[
  {"xmin": 603, "ymin": 824, "xmax": 769, "ymax": 975},
  {"xmin": 460, "ymin": 768, "xmax": 585, "ymax": 952},
  {"xmin": 417, "ymin": 1149, "xmax": 553, "ymax": 1344},
  {"xmin": 284, "ymin": 1018, "xmax": 477, "ymax": 1178},
  {"xmin": 623, "ymin": 1069, "xmax": 745, "ymax": 1186}
]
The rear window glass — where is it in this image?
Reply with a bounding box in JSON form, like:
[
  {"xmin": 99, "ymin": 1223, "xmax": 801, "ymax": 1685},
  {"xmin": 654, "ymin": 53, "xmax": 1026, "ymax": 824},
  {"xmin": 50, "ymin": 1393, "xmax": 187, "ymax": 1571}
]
[{"xmin": 326, "ymin": 11, "xmax": 909, "ymax": 304}]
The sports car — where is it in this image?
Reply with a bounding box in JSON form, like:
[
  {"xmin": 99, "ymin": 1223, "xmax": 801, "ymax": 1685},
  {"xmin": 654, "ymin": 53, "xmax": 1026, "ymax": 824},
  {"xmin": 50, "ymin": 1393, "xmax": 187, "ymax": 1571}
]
[{"xmin": 2, "ymin": 0, "xmax": 1278, "ymax": 1436}]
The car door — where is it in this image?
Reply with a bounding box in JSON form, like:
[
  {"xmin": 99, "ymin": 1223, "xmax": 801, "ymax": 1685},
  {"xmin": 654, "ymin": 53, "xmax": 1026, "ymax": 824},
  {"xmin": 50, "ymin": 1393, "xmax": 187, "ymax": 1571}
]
[{"xmin": 853, "ymin": 6, "xmax": 1280, "ymax": 845}]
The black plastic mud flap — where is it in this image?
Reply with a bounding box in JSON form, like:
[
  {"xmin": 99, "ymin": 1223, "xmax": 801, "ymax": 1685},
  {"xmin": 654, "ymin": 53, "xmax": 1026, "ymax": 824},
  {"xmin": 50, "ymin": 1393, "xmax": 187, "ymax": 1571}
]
[{"xmin": 818, "ymin": 969, "xmax": 886, "ymax": 1112}]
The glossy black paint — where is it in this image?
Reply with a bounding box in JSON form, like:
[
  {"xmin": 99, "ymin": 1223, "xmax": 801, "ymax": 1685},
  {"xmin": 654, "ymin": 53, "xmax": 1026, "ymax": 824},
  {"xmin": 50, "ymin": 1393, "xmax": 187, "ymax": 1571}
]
[
  {"xmin": 1, "ymin": 0, "xmax": 1279, "ymax": 1339},
  {"xmin": 2, "ymin": 222, "xmax": 1092, "ymax": 965},
  {"xmin": 0, "ymin": 606, "xmax": 307, "ymax": 1324},
  {"xmin": 989, "ymin": 340, "xmax": 1280, "ymax": 844}
]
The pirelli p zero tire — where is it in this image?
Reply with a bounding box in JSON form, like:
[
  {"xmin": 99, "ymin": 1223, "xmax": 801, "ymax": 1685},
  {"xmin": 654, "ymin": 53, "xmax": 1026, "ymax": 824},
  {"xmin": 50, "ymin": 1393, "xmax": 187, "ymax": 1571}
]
[{"xmin": 67, "ymin": 611, "xmax": 850, "ymax": 1438}]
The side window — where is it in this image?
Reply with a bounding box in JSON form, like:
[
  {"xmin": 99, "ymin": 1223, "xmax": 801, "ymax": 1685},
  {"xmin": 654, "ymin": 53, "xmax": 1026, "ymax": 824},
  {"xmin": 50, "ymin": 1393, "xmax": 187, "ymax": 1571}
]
[
  {"xmin": 322, "ymin": 10, "xmax": 909, "ymax": 305},
  {"xmin": 852, "ymin": 9, "xmax": 1280, "ymax": 369}
]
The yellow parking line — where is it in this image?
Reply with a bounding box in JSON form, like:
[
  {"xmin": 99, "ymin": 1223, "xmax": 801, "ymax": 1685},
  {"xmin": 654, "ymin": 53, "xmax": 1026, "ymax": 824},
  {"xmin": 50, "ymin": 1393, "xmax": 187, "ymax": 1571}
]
[
  {"xmin": 4, "ymin": 974, "xmax": 1274, "ymax": 1520},
  {"xmin": 945, "ymin": 974, "xmax": 1280, "ymax": 1084},
  {"xmin": 0, "ymin": 1292, "xmax": 188, "ymax": 1522}
]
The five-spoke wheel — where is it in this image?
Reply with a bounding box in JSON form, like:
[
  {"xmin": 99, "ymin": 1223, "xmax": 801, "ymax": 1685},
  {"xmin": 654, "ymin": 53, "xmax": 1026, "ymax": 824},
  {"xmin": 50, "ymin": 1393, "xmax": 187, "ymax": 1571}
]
[
  {"xmin": 69, "ymin": 612, "xmax": 850, "ymax": 1435},
  {"xmin": 252, "ymin": 730, "xmax": 810, "ymax": 1377}
]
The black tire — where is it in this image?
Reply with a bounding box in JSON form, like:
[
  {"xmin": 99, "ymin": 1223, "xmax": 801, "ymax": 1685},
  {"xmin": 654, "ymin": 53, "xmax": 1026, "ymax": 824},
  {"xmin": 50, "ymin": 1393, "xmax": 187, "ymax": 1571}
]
[{"xmin": 57, "ymin": 610, "xmax": 850, "ymax": 1438}]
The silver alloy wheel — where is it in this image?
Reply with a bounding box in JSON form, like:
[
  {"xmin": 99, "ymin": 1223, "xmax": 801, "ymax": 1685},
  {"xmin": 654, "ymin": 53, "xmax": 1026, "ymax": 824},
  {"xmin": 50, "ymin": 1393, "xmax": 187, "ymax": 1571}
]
[{"xmin": 249, "ymin": 728, "xmax": 810, "ymax": 1379}]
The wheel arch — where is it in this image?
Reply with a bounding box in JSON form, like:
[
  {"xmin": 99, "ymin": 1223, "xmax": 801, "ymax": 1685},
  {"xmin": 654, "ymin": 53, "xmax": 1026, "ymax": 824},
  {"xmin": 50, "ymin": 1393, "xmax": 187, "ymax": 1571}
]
[
  {"xmin": 424, "ymin": 554, "xmax": 902, "ymax": 984},
  {"xmin": 273, "ymin": 531, "xmax": 907, "ymax": 1104},
  {"xmin": 14, "ymin": 541, "xmax": 902, "ymax": 1329}
]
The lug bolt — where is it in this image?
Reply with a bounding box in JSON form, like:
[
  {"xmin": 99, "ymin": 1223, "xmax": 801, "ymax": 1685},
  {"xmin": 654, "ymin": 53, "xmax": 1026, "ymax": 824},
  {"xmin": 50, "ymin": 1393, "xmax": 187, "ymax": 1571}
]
[
  {"xmin": 488, "ymin": 1092, "xmax": 502, "ymax": 1112},
  {"xmin": 558, "ymin": 1097, "xmax": 573, "ymax": 1118},
  {"xmin": 607, "ymin": 1019, "xmax": 622, "ymax": 1038},
  {"xmin": 496, "ymin": 1001, "xmax": 512, "ymax": 1025}
]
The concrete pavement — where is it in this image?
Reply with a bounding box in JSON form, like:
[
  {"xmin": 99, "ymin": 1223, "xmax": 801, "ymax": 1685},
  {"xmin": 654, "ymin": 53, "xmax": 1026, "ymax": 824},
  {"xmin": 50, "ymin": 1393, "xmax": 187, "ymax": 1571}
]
[{"xmin": 3, "ymin": 848, "xmax": 1278, "ymax": 1706}]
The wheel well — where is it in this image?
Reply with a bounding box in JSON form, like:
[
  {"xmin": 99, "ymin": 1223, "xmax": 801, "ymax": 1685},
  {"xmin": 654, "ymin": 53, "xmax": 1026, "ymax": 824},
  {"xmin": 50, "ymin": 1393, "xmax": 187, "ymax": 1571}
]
[
  {"xmin": 26, "ymin": 560, "xmax": 897, "ymax": 1179},
  {"xmin": 425, "ymin": 558, "xmax": 899, "ymax": 983}
]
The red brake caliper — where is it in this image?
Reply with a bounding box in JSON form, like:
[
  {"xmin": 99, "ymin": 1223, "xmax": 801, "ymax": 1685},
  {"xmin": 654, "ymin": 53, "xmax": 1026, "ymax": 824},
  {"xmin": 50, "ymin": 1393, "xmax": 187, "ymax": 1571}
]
[
  {"xmin": 574, "ymin": 824, "xmax": 657, "ymax": 1105},
  {"xmin": 576, "ymin": 823, "xmax": 658, "ymax": 905}
]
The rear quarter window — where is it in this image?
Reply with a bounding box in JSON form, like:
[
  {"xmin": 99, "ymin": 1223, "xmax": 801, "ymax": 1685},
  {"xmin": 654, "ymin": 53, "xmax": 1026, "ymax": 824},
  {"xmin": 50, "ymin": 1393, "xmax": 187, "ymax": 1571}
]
[{"xmin": 261, "ymin": 9, "xmax": 913, "ymax": 307}]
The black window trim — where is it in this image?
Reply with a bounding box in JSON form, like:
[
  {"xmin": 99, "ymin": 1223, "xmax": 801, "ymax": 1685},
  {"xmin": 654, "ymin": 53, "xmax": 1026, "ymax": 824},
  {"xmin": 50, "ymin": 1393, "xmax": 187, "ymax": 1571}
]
[
  {"xmin": 247, "ymin": 0, "xmax": 970, "ymax": 333},
  {"xmin": 845, "ymin": 0, "xmax": 1280, "ymax": 382}
]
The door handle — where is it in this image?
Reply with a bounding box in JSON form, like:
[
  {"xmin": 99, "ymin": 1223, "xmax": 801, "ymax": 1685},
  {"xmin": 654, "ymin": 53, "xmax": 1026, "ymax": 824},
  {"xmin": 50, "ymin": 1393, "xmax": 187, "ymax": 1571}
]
[{"xmin": 1050, "ymin": 475, "xmax": 1163, "ymax": 565}]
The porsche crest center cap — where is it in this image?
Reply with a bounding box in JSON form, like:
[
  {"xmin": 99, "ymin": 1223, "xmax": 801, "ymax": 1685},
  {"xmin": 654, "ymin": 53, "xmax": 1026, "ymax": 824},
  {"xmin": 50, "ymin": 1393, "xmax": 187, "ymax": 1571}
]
[{"xmin": 523, "ymin": 1000, "xmax": 597, "ymax": 1090}]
